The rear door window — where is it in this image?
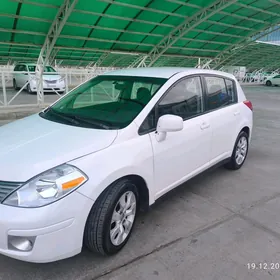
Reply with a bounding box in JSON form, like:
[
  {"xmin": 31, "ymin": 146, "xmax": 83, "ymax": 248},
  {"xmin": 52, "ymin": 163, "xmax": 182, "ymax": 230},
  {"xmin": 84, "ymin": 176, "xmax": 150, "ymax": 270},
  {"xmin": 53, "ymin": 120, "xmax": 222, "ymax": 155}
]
[{"xmin": 204, "ymin": 76, "xmax": 237, "ymax": 111}]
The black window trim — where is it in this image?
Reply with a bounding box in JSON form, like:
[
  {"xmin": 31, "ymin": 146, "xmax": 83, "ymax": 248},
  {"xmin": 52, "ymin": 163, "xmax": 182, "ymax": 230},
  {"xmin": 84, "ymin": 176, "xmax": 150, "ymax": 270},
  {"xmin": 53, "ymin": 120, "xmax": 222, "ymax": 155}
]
[
  {"xmin": 138, "ymin": 73, "xmax": 238, "ymax": 136},
  {"xmin": 138, "ymin": 74, "xmax": 205, "ymax": 135}
]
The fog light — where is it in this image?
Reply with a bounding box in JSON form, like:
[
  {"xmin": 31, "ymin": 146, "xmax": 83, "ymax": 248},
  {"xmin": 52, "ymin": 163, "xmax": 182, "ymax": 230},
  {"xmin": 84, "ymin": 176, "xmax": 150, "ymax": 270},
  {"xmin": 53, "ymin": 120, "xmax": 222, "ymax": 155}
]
[{"xmin": 8, "ymin": 236, "xmax": 35, "ymax": 252}]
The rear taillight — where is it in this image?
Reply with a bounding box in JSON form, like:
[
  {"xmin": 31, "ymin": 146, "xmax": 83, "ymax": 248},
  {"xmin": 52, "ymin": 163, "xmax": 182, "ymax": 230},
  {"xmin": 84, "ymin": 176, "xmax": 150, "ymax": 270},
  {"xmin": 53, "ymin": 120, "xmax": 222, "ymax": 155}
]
[{"xmin": 243, "ymin": 100, "xmax": 253, "ymax": 111}]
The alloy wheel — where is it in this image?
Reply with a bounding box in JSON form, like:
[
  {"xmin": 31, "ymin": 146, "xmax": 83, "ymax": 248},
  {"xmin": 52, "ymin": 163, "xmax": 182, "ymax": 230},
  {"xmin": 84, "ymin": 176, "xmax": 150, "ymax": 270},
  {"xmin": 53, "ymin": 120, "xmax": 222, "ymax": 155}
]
[
  {"xmin": 235, "ymin": 136, "xmax": 248, "ymax": 165},
  {"xmin": 110, "ymin": 191, "xmax": 136, "ymax": 246}
]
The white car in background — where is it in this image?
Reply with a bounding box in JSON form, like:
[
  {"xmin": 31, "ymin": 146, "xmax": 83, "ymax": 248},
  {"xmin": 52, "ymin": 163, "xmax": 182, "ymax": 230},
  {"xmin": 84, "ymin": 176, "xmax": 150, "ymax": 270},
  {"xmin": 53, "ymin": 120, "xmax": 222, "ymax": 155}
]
[
  {"xmin": 0, "ymin": 67, "xmax": 253, "ymax": 263},
  {"xmin": 264, "ymin": 74, "xmax": 280, "ymax": 86},
  {"xmin": 13, "ymin": 63, "xmax": 66, "ymax": 94}
]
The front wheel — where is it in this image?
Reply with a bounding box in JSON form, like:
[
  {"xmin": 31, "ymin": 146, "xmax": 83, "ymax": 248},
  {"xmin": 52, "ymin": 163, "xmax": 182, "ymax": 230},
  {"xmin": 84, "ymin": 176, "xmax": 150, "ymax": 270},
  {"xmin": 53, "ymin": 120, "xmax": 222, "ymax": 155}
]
[
  {"xmin": 224, "ymin": 131, "xmax": 249, "ymax": 170},
  {"xmin": 84, "ymin": 178, "xmax": 139, "ymax": 255}
]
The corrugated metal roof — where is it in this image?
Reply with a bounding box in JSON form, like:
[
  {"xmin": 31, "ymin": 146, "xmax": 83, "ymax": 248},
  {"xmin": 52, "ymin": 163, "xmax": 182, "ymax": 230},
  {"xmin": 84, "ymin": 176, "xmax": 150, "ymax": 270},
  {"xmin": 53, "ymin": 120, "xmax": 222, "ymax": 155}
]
[{"xmin": 0, "ymin": 0, "xmax": 280, "ymax": 69}]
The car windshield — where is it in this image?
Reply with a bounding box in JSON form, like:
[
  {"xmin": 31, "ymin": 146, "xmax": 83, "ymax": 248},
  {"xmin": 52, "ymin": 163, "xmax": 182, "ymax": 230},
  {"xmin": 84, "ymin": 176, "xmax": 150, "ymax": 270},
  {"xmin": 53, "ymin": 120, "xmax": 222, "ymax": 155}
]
[
  {"xmin": 40, "ymin": 75, "xmax": 167, "ymax": 130},
  {"xmin": 28, "ymin": 66, "xmax": 56, "ymax": 72}
]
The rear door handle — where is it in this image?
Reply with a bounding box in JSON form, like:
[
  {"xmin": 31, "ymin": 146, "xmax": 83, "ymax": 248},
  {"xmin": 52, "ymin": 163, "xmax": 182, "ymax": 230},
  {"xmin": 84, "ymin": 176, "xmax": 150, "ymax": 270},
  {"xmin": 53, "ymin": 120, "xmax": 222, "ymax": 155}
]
[
  {"xmin": 200, "ymin": 122, "xmax": 210, "ymax": 130},
  {"xmin": 234, "ymin": 111, "xmax": 240, "ymax": 116}
]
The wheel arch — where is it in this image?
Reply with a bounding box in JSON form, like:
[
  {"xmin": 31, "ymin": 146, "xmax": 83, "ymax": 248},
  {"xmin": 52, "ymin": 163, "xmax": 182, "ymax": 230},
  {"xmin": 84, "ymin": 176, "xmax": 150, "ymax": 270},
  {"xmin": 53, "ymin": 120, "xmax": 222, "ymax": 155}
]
[
  {"xmin": 92, "ymin": 174, "xmax": 150, "ymax": 212},
  {"xmin": 240, "ymin": 126, "xmax": 250, "ymax": 138},
  {"xmin": 123, "ymin": 174, "xmax": 150, "ymax": 212}
]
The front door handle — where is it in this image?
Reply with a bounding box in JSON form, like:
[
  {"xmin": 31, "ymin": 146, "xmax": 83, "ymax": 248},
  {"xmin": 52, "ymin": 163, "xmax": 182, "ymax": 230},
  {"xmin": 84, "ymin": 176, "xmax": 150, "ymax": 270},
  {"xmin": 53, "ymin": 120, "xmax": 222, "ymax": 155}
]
[
  {"xmin": 234, "ymin": 111, "xmax": 240, "ymax": 116},
  {"xmin": 200, "ymin": 122, "xmax": 210, "ymax": 130}
]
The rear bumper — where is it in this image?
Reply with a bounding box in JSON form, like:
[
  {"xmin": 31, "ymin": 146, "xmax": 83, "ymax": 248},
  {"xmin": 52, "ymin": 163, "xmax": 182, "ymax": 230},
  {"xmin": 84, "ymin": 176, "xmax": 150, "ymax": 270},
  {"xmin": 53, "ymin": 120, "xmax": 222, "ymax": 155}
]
[{"xmin": 0, "ymin": 191, "xmax": 93, "ymax": 263}]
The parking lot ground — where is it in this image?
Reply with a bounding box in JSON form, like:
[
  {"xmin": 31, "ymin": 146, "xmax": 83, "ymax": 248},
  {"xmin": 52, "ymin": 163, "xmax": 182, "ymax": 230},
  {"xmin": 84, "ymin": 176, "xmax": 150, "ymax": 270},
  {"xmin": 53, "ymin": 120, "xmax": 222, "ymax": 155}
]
[
  {"xmin": 0, "ymin": 88, "xmax": 60, "ymax": 107},
  {"xmin": 0, "ymin": 120, "xmax": 10, "ymax": 126},
  {"xmin": 0, "ymin": 85, "xmax": 280, "ymax": 280}
]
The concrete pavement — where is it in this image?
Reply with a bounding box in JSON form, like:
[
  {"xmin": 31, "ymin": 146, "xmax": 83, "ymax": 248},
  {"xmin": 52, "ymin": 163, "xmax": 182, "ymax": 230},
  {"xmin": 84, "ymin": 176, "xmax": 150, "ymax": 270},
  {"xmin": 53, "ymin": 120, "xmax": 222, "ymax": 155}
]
[{"xmin": 0, "ymin": 85, "xmax": 280, "ymax": 280}]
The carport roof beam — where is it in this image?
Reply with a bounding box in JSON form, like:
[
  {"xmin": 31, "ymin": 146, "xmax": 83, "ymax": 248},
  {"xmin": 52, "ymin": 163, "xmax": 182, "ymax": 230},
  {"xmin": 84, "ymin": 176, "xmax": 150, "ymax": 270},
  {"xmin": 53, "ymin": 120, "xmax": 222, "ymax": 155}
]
[
  {"xmin": 37, "ymin": 0, "xmax": 79, "ymax": 66},
  {"xmin": 212, "ymin": 24, "xmax": 280, "ymax": 69},
  {"xmin": 146, "ymin": 0, "xmax": 237, "ymax": 67}
]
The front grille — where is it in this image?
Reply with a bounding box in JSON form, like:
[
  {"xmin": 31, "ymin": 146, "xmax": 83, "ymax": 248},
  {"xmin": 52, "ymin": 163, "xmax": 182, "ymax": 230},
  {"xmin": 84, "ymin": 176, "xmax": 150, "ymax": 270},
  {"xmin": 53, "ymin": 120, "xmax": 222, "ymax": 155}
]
[
  {"xmin": 45, "ymin": 80, "xmax": 57, "ymax": 84},
  {"xmin": 0, "ymin": 181, "xmax": 22, "ymax": 203}
]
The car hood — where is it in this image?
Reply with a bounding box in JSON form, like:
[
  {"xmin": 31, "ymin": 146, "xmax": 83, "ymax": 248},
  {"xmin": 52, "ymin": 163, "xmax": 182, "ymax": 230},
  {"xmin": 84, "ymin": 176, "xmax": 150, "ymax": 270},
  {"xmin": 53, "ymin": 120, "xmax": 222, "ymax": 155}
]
[
  {"xmin": 42, "ymin": 74, "xmax": 61, "ymax": 80},
  {"xmin": 0, "ymin": 114, "xmax": 118, "ymax": 181}
]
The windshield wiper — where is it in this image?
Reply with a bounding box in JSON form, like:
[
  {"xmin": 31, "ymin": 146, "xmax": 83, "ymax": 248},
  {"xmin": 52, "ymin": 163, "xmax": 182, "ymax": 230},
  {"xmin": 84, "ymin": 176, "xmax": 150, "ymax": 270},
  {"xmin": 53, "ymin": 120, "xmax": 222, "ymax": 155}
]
[
  {"xmin": 68, "ymin": 115, "xmax": 111, "ymax": 129},
  {"xmin": 45, "ymin": 108, "xmax": 80, "ymax": 125},
  {"xmin": 43, "ymin": 108, "xmax": 115, "ymax": 129}
]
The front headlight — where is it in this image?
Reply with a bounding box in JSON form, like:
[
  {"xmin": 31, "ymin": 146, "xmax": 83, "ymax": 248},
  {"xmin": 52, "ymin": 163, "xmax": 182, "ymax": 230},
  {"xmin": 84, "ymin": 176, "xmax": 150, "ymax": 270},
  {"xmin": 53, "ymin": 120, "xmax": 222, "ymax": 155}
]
[
  {"xmin": 3, "ymin": 164, "xmax": 88, "ymax": 208},
  {"xmin": 58, "ymin": 77, "xmax": 65, "ymax": 83}
]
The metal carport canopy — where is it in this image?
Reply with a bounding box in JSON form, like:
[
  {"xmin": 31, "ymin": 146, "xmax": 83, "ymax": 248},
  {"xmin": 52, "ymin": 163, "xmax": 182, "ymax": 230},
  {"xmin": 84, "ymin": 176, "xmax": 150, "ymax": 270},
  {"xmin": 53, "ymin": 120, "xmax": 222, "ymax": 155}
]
[{"xmin": 1, "ymin": 0, "xmax": 280, "ymax": 68}]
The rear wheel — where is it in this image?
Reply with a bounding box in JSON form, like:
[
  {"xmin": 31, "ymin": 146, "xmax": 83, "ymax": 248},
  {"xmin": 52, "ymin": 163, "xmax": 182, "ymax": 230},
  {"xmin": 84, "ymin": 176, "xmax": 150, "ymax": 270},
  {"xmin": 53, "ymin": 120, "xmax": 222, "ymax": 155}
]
[
  {"xmin": 224, "ymin": 131, "xmax": 249, "ymax": 170},
  {"xmin": 84, "ymin": 178, "xmax": 139, "ymax": 255},
  {"xmin": 266, "ymin": 80, "xmax": 272, "ymax": 86},
  {"xmin": 26, "ymin": 84, "xmax": 33, "ymax": 94},
  {"xmin": 13, "ymin": 79, "xmax": 19, "ymax": 90}
]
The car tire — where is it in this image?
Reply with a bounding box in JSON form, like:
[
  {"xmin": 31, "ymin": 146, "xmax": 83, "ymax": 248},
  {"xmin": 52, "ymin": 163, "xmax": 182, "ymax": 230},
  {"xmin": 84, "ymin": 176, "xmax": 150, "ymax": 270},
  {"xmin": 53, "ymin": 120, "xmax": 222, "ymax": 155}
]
[
  {"xmin": 84, "ymin": 178, "xmax": 139, "ymax": 255},
  {"xmin": 26, "ymin": 84, "xmax": 34, "ymax": 94},
  {"xmin": 13, "ymin": 79, "xmax": 19, "ymax": 90},
  {"xmin": 224, "ymin": 131, "xmax": 249, "ymax": 170},
  {"xmin": 266, "ymin": 80, "xmax": 272, "ymax": 86}
]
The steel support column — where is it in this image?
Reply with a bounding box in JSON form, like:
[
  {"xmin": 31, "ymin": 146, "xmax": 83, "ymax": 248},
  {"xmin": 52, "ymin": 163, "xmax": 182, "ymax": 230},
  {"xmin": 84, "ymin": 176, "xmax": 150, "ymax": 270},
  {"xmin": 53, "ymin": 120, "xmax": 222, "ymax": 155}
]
[
  {"xmin": 36, "ymin": 0, "xmax": 78, "ymax": 105},
  {"xmin": 196, "ymin": 58, "xmax": 213, "ymax": 69},
  {"xmin": 86, "ymin": 52, "xmax": 110, "ymax": 79},
  {"xmin": 128, "ymin": 55, "xmax": 146, "ymax": 68}
]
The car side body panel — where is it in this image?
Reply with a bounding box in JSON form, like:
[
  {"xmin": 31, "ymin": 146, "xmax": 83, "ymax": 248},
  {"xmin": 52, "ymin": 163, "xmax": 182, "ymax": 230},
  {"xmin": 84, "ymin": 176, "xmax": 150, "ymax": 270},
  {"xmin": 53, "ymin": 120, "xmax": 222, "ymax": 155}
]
[
  {"xmin": 71, "ymin": 122, "xmax": 156, "ymax": 206},
  {"xmin": 74, "ymin": 70, "xmax": 252, "ymax": 207}
]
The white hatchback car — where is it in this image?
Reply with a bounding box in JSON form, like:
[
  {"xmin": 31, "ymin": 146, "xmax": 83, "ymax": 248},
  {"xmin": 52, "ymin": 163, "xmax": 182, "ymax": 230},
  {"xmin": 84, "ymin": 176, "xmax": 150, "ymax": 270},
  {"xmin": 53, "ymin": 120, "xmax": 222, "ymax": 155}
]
[
  {"xmin": 0, "ymin": 67, "xmax": 253, "ymax": 263},
  {"xmin": 264, "ymin": 74, "xmax": 280, "ymax": 86},
  {"xmin": 13, "ymin": 63, "xmax": 65, "ymax": 94}
]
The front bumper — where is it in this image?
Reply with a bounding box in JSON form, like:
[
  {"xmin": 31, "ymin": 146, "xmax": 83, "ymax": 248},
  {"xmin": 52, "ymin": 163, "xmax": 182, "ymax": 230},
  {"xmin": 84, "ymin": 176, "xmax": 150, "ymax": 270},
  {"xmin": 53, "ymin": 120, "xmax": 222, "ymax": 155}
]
[
  {"xmin": 0, "ymin": 191, "xmax": 93, "ymax": 263},
  {"xmin": 30, "ymin": 81, "xmax": 66, "ymax": 93}
]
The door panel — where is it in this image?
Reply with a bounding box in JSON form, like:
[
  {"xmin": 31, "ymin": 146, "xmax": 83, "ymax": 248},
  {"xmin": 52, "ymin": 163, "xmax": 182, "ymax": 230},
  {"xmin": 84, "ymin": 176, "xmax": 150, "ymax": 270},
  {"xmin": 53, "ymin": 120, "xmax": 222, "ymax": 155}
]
[
  {"xmin": 272, "ymin": 75, "xmax": 280, "ymax": 85},
  {"xmin": 207, "ymin": 105, "xmax": 238, "ymax": 161},
  {"xmin": 150, "ymin": 115, "xmax": 211, "ymax": 197},
  {"xmin": 203, "ymin": 76, "xmax": 239, "ymax": 162},
  {"xmin": 149, "ymin": 76, "xmax": 211, "ymax": 197},
  {"xmin": 14, "ymin": 65, "xmax": 22, "ymax": 87},
  {"xmin": 16, "ymin": 65, "xmax": 27, "ymax": 88}
]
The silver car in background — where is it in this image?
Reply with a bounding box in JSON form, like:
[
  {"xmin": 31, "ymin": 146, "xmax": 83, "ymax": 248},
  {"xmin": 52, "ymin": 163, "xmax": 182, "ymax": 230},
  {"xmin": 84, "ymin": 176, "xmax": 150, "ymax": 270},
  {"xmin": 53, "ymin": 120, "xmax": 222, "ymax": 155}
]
[
  {"xmin": 13, "ymin": 63, "xmax": 66, "ymax": 94},
  {"xmin": 264, "ymin": 74, "xmax": 280, "ymax": 86}
]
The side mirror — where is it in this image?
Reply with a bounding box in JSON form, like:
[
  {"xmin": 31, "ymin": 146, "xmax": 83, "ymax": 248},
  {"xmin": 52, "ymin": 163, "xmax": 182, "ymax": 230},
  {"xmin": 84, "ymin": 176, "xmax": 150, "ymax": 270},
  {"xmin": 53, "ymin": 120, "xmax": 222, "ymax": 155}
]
[{"xmin": 156, "ymin": 114, "xmax": 183, "ymax": 142}]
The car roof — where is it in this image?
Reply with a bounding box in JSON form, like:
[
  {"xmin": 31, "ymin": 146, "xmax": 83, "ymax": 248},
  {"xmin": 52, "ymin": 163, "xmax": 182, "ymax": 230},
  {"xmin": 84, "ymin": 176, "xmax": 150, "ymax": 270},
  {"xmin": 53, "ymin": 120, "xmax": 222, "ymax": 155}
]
[
  {"xmin": 102, "ymin": 67, "xmax": 235, "ymax": 80},
  {"xmin": 14, "ymin": 63, "xmax": 52, "ymax": 67}
]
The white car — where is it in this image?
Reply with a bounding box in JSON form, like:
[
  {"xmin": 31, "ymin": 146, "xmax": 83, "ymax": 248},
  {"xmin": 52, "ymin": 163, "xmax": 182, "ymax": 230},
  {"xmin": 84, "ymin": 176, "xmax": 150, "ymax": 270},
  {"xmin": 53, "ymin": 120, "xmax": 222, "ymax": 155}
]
[
  {"xmin": 13, "ymin": 63, "xmax": 66, "ymax": 94},
  {"xmin": 0, "ymin": 67, "xmax": 253, "ymax": 263},
  {"xmin": 265, "ymin": 74, "xmax": 280, "ymax": 86}
]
